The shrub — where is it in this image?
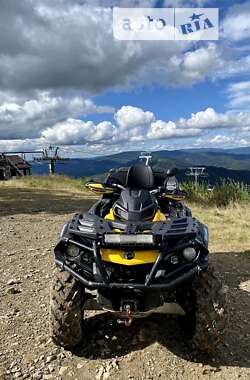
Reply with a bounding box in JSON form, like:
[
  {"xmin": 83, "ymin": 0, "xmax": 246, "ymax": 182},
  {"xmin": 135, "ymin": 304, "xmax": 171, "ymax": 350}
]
[
  {"xmin": 182, "ymin": 182, "xmax": 212, "ymax": 205},
  {"xmin": 212, "ymin": 180, "xmax": 249, "ymax": 207},
  {"xmin": 182, "ymin": 180, "xmax": 250, "ymax": 207}
]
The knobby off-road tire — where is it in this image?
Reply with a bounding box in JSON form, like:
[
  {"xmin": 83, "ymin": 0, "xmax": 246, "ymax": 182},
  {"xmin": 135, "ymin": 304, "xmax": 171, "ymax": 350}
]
[
  {"xmin": 180, "ymin": 265, "xmax": 228, "ymax": 354},
  {"xmin": 50, "ymin": 269, "xmax": 85, "ymax": 349}
]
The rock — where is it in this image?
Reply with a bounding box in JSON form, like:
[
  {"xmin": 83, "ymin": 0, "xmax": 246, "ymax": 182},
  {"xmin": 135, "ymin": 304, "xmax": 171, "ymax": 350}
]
[
  {"xmin": 7, "ymin": 278, "xmax": 22, "ymax": 285},
  {"xmin": 103, "ymin": 372, "xmax": 110, "ymax": 380},
  {"xmin": 96, "ymin": 366, "xmax": 105, "ymax": 380},
  {"xmin": 47, "ymin": 365, "xmax": 55, "ymax": 373},
  {"xmin": 36, "ymin": 335, "xmax": 47, "ymax": 344},
  {"xmin": 9, "ymin": 307, "xmax": 20, "ymax": 316},
  {"xmin": 32, "ymin": 371, "xmax": 42, "ymax": 379},
  {"xmin": 59, "ymin": 366, "xmax": 68, "ymax": 376},
  {"xmin": 76, "ymin": 363, "xmax": 84, "ymax": 369},
  {"xmin": 14, "ymin": 372, "xmax": 22, "ymax": 378},
  {"xmin": 45, "ymin": 355, "xmax": 57, "ymax": 364},
  {"xmin": 111, "ymin": 359, "xmax": 119, "ymax": 370},
  {"xmin": 202, "ymin": 369, "xmax": 210, "ymax": 375},
  {"xmin": 6, "ymin": 286, "xmax": 22, "ymax": 294},
  {"xmin": 11, "ymin": 366, "xmax": 20, "ymax": 373},
  {"xmin": 57, "ymin": 352, "xmax": 66, "ymax": 360}
]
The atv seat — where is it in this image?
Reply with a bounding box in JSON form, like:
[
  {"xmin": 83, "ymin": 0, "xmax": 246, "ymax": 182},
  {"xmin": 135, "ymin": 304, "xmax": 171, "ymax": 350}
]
[{"xmin": 126, "ymin": 164, "xmax": 154, "ymax": 190}]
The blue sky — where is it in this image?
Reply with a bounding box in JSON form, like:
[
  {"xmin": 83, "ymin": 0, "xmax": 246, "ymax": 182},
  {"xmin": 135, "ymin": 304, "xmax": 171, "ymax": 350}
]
[
  {"xmin": 0, "ymin": 0, "xmax": 250, "ymax": 156},
  {"xmin": 94, "ymin": 80, "xmax": 226, "ymax": 122}
]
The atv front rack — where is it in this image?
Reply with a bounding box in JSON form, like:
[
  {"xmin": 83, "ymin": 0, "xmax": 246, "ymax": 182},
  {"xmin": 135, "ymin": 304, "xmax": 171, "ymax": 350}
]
[{"xmin": 67, "ymin": 213, "xmax": 201, "ymax": 242}]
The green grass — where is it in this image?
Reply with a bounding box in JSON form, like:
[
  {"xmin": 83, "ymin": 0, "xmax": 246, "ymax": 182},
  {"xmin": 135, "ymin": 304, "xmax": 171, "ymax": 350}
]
[
  {"xmin": 1, "ymin": 175, "xmax": 250, "ymax": 207},
  {"xmin": 191, "ymin": 204, "xmax": 250, "ymax": 253},
  {"xmin": 1, "ymin": 175, "xmax": 250, "ymax": 252},
  {"xmin": 0, "ymin": 175, "xmax": 87, "ymax": 193}
]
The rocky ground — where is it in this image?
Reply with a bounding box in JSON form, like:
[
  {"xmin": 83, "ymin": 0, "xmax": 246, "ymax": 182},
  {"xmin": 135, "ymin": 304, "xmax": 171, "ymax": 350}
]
[{"xmin": 0, "ymin": 186, "xmax": 250, "ymax": 380}]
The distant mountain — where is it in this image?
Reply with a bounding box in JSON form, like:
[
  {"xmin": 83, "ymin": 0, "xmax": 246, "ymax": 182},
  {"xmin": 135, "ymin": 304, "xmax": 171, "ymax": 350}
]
[{"xmin": 30, "ymin": 146, "xmax": 250, "ymax": 184}]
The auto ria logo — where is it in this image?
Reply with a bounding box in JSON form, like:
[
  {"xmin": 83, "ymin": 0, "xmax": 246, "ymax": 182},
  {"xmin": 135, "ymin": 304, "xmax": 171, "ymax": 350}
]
[{"xmin": 113, "ymin": 8, "xmax": 219, "ymax": 41}]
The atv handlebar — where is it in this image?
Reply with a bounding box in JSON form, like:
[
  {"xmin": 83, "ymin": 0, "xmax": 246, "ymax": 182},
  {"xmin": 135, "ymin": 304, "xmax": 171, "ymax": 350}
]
[{"xmin": 110, "ymin": 183, "xmax": 126, "ymax": 191}]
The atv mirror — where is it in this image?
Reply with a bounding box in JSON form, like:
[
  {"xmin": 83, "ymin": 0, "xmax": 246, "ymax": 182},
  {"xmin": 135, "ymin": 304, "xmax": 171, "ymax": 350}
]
[{"xmin": 166, "ymin": 167, "xmax": 178, "ymax": 177}]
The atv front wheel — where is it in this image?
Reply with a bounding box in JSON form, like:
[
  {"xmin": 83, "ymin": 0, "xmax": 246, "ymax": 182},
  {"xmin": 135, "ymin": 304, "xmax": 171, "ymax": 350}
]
[
  {"xmin": 50, "ymin": 269, "xmax": 85, "ymax": 349},
  {"xmin": 180, "ymin": 266, "xmax": 228, "ymax": 354}
]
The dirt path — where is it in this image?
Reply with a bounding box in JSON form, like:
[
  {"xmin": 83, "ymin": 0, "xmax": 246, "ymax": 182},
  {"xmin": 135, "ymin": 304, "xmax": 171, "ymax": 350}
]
[{"xmin": 0, "ymin": 187, "xmax": 250, "ymax": 380}]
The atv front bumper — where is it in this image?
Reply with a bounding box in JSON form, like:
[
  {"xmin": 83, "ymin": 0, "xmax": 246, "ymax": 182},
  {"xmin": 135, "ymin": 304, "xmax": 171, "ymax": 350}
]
[
  {"xmin": 55, "ymin": 256, "xmax": 203, "ymax": 289},
  {"xmin": 54, "ymin": 238, "xmax": 208, "ymax": 290},
  {"xmin": 54, "ymin": 214, "xmax": 208, "ymax": 290}
]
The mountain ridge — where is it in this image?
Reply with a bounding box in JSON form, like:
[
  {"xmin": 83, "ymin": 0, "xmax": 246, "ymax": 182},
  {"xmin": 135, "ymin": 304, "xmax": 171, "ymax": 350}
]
[{"xmin": 30, "ymin": 146, "xmax": 250, "ymax": 184}]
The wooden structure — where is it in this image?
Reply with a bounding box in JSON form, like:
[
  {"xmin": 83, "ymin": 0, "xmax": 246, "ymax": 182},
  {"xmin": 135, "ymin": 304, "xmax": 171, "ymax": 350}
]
[{"xmin": 0, "ymin": 154, "xmax": 31, "ymax": 180}]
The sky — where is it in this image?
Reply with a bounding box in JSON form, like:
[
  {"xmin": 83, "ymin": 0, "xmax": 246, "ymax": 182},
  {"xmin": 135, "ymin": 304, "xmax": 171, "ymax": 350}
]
[{"xmin": 0, "ymin": 0, "xmax": 250, "ymax": 157}]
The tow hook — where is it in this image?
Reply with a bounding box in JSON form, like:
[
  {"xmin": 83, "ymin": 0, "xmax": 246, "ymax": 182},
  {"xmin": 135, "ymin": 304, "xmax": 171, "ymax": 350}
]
[{"xmin": 124, "ymin": 304, "xmax": 133, "ymax": 327}]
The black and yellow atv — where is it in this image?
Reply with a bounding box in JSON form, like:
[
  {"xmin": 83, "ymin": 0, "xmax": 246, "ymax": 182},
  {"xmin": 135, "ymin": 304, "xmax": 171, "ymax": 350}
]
[{"xmin": 50, "ymin": 164, "xmax": 227, "ymax": 353}]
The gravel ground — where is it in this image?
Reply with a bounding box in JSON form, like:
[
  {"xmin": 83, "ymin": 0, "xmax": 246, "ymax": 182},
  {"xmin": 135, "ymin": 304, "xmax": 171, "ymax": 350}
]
[{"xmin": 0, "ymin": 187, "xmax": 250, "ymax": 380}]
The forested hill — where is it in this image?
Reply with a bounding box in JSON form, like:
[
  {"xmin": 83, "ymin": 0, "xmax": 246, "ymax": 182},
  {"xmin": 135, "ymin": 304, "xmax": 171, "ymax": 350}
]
[{"xmin": 30, "ymin": 147, "xmax": 250, "ymax": 184}]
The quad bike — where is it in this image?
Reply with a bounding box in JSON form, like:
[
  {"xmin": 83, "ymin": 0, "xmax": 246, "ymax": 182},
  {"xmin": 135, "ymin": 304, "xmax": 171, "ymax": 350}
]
[{"xmin": 50, "ymin": 164, "xmax": 227, "ymax": 353}]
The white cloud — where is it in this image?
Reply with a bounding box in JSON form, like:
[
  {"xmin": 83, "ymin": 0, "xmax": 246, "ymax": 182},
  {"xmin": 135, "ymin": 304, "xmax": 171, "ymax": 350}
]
[
  {"xmin": 0, "ymin": 1, "xmax": 247, "ymax": 96},
  {"xmin": 227, "ymin": 81, "xmax": 250, "ymax": 109},
  {"xmin": 115, "ymin": 106, "xmax": 155, "ymax": 130},
  {"xmin": 194, "ymin": 135, "xmax": 249, "ymax": 148},
  {"xmin": 40, "ymin": 105, "xmax": 204, "ymax": 146},
  {"xmin": 0, "ymin": 139, "xmax": 42, "ymax": 153},
  {"xmin": 178, "ymin": 107, "xmax": 250, "ymax": 130},
  {"xmin": 42, "ymin": 119, "xmax": 115, "ymax": 145},
  {"xmin": 223, "ymin": 1, "xmax": 250, "ymax": 41},
  {"xmin": 0, "ymin": 92, "xmax": 114, "ymax": 139},
  {"xmin": 180, "ymin": 44, "xmax": 222, "ymax": 83},
  {"xmin": 2, "ymin": 103, "xmax": 250, "ymax": 153},
  {"xmin": 147, "ymin": 120, "xmax": 202, "ymax": 139}
]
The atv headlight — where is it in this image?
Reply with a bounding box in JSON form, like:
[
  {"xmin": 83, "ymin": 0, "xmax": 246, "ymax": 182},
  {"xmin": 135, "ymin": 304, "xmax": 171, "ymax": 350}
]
[
  {"xmin": 67, "ymin": 243, "xmax": 80, "ymax": 258},
  {"xmin": 183, "ymin": 247, "xmax": 197, "ymax": 262},
  {"xmin": 104, "ymin": 234, "xmax": 154, "ymax": 245}
]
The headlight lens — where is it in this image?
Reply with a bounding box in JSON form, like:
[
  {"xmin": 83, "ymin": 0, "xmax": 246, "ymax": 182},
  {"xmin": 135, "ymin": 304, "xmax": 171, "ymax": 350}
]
[
  {"xmin": 183, "ymin": 247, "xmax": 197, "ymax": 261},
  {"xmin": 67, "ymin": 243, "xmax": 80, "ymax": 258}
]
